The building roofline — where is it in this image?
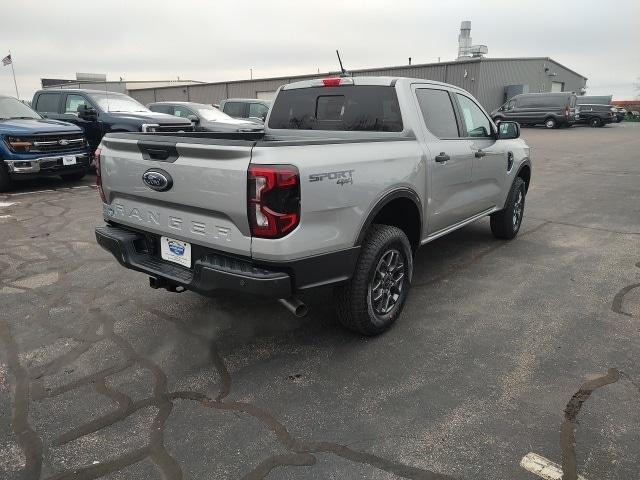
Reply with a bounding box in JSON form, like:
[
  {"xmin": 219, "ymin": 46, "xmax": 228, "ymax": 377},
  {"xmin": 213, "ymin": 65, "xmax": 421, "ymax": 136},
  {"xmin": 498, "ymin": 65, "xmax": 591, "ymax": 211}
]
[{"xmin": 123, "ymin": 56, "xmax": 588, "ymax": 93}]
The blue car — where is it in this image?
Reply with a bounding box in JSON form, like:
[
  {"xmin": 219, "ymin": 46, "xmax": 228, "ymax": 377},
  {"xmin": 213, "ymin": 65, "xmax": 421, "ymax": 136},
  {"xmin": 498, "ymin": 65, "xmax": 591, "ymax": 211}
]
[{"xmin": 0, "ymin": 95, "xmax": 90, "ymax": 192}]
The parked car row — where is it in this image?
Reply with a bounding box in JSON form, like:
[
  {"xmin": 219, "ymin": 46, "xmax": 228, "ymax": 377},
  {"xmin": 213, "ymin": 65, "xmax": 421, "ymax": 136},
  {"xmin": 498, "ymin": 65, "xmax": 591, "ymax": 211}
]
[
  {"xmin": 0, "ymin": 88, "xmax": 273, "ymax": 191},
  {"xmin": 491, "ymin": 92, "xmax": 619, "ymax": 129},
  {"xmin": 148, "ymin": 102, "xmax": 263, "ymax": 132}
]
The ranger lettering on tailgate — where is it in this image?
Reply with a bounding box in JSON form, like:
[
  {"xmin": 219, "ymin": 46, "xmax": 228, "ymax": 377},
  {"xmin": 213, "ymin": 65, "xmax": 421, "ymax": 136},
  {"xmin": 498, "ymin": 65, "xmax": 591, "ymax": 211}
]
[{"xmin": 108, "ymin": 202, "xmax": 231, "ymax": 242}]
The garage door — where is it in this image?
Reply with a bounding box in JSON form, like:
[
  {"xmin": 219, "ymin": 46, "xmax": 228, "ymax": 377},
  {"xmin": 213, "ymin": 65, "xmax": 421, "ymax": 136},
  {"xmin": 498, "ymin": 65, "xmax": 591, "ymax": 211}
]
[{"xmin": 551, "ymin": 81, "xmax": 564, "ymax": 92}]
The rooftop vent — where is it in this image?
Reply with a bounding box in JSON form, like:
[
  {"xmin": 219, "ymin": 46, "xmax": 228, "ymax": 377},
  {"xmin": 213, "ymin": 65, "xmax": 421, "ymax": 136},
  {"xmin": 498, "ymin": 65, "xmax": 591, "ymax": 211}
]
[{"xmin": 457, "ymin": 21, "xmax": 488, "ymax": 60}]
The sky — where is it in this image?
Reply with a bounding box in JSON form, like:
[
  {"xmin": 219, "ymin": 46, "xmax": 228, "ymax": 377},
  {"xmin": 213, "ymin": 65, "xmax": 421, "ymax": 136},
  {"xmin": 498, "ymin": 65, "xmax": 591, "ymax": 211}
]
[{"xmin": 1, "ymin": 0, "xmax": 638, "ymax": 101}]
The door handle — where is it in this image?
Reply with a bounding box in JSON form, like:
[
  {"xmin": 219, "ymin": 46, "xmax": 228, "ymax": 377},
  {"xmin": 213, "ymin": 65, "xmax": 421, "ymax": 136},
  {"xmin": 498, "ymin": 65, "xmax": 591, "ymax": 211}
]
[
  {"xmin": 475, "ymin": 150, "xmax": 486, "ymax": 158},
  {"xmin": 435, "ymin": 152, "xmax": 450, "ymax": 163}
]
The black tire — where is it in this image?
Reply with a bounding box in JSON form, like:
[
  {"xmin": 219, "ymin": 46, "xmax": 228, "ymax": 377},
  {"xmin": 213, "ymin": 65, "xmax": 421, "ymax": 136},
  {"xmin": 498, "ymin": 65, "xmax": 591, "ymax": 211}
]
[
  {"xmin": 544, "ymin": 118, "xmax": 557, "ymax": 129},
  {"xmin": 490, "ymin": 177, "xmax": 526, "ymax": 240},
  {"xmin": 0, "ymin": 161, "xmax": 12, "ymax": 192},
  {"xmin": 589, "ymin": 117, "xmax": 601, "ymax": 128},
  {"xmin": 60, "ymin": 169, "xmax": 88, "ymax": 182},
  {"xmin": 334, "ymin": 225, "xmax": 413, "ymax": 336}
]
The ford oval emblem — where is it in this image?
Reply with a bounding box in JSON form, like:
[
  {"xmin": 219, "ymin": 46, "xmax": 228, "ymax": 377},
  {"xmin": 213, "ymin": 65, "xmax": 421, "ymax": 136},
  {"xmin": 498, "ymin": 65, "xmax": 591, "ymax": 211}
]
[{"xmin": 142, "ymin": 169, "xmax": 173, "ymax": 192}]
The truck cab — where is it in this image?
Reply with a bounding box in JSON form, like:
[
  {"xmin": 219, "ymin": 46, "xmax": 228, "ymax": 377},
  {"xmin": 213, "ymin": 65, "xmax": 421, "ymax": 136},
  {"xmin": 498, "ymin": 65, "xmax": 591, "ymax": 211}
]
[
  {"xmin": 0, "ymin": 95, "xmax": 90, "ymax": 192},
  {"xmin": 31, "ymin": 89, "xmax": 194, "ymax": 153}
]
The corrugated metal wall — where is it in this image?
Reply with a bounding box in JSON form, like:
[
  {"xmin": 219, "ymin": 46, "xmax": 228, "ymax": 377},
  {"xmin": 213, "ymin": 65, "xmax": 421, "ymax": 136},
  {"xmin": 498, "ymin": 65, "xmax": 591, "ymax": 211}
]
[
  {"xmin": 476, "ymin": 59, "xmax": 587, "ymax": 110},
  {"xmin": 127, "ymin": 58, "xmax": 586, "ymax": 111}
]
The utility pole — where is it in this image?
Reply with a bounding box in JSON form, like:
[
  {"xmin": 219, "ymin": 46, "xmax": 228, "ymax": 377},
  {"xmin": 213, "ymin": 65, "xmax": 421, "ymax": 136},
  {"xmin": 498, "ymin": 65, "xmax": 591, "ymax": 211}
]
[{"xmin": 250, "ymin": 68, "xmax": 253, "ymax": 80}]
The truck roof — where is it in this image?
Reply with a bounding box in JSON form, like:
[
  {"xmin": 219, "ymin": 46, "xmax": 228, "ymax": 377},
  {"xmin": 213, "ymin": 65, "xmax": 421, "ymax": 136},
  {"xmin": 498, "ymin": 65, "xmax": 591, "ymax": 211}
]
[
  {"xmin": 282, "ymin": 76, "xmax": 468, "ymax": 93},
  {"xmin": 34, "ymin": 88, "xmax": 131, "ymax": 96}
]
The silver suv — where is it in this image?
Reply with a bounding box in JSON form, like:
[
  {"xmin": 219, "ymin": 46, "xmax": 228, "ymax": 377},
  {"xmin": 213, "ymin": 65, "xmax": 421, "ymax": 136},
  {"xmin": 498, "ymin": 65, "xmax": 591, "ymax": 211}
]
[{"xmin": 95, "ymin": 76, "xmax": 531, "ymax": 335}]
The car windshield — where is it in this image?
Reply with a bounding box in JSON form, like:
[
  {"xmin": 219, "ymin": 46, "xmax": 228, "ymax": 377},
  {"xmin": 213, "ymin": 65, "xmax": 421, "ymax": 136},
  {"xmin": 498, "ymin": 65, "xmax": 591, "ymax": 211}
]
[
  {"xmin": 196, "ymin": 106, "xmax": 235, "ymax": 121},
  {"xmin": 89, "ymin": 93, "xmax": 150, "ymax": 113},
  {"xmin": 0, "ymin": 96, "xmax": 41, "ymax": 120}
]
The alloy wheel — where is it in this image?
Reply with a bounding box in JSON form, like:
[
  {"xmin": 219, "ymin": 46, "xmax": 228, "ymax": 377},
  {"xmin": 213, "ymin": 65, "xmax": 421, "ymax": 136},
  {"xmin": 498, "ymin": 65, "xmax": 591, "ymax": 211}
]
[
  {"xmin": 513, "ymin": 190, "xmax": 524, "ymax": 229},
  {"xmin": 369, "ymin": 249, "xmax": 406, "ymax": 316}
]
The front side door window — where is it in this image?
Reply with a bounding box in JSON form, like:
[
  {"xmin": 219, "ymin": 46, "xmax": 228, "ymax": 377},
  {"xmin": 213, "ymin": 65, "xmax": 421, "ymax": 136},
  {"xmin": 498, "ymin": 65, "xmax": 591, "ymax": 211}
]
[
  {"xmin": 65, "ymin": 94, "xmax": 91, "ymax": 115},
  {"xmin": 455, "ymin": 94, "xmax": 492, "ymax": 138},
  {"xmin": 248, "ymin": 103, "xmax": 269, "ymax": 121}
]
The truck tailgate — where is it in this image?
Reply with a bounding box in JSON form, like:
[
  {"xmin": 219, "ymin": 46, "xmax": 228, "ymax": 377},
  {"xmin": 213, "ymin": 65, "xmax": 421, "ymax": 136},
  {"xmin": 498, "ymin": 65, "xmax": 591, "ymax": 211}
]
[{"xmin": 99, "ymin": 135, "xmax": 254, "ymax": 256}]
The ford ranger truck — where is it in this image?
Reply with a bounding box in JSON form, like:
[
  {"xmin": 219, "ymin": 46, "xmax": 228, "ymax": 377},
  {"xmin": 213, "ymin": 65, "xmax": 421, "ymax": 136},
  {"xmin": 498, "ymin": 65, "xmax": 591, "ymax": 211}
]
[
  {"xmin": 0, "ymin": 95, "xmax": 90, "ymax": 192},
  {"xmin": 95, "ymin": 77, "xmax": 531, "ymax": 335}
]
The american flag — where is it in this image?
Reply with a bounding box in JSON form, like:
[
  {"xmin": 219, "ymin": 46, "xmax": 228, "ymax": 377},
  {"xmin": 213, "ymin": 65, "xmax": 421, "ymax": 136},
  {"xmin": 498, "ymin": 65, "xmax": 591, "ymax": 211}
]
[{"xmin": 1, "ymin": 54, "xmax": 11, "ymax": 66}]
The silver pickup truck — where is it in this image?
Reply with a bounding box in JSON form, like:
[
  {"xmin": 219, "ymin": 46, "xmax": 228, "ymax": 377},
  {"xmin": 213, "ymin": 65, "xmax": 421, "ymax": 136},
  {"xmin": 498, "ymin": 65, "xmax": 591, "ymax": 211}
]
[{"xmin": 95, "ymin": 76, "xmax": 531, "ymax": 335}]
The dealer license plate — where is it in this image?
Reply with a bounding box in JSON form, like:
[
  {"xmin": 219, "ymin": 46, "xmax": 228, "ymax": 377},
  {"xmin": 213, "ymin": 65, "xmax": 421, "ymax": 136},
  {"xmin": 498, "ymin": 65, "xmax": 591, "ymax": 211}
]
[{"xmin": 160, "ymin": 236, "xmax": 191, "ymax": 268}]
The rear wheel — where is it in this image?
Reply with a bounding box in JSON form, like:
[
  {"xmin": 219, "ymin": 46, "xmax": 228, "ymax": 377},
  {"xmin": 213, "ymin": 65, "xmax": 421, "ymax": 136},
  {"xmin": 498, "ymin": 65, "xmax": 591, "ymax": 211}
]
[
  {"xmin": 334, "ymin": 225, "xmax": 412, "ymax": 336},
  {"xmin": 0, "ymin": 161, "xmax": 12, "ymax": 192},
  {"xmin": 60, "ymin": 169, "xmax": 88, "ymax": 182},
  {"xmin": 490, "ymin": 177, "xmax": 526, "ymax": 240},
  {"xmin": 589, "ymin": 117, "xmax": 602, "ymax": 128},
  {"xmin": 544, "ymin": 118, "xmax": 557, "ymax": 129}
]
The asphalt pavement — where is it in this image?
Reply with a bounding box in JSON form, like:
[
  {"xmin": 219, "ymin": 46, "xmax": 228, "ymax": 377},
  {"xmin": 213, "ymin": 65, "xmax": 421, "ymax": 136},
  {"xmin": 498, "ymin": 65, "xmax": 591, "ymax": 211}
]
[{"xmin": 1, "ymin": 122, "xmax": 639, "ymax": 480}]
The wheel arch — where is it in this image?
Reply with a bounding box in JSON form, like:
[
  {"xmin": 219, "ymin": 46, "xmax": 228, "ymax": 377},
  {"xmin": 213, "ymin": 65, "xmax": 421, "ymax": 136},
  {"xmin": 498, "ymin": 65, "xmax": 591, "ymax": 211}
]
[{"xmin": 355, "ymin": 188, "xmax": 423, "ymax": 253}]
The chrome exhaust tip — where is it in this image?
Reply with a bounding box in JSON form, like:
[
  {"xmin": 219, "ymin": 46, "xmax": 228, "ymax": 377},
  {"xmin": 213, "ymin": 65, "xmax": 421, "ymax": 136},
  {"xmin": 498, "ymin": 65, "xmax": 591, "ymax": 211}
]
[{"xmin": 278, "ymin": 296, "xmax": 308, "ymax": 317}]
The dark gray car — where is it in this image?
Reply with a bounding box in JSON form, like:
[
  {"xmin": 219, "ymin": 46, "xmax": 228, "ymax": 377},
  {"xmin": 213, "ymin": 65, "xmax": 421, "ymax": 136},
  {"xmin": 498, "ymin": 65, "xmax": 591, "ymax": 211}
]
[
  {"xmin": 218, "ymin": 98, "xmax": 271, "ymax": 123},
  {"xmin": 148, "ymin": 102, "xmax": 263, "ymax": 132}
]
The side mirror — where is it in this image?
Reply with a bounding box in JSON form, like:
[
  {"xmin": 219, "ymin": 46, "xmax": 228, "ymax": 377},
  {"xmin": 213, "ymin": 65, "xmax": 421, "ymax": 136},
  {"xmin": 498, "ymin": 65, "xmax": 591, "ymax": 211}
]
[
  {"xmin": 77, "ymin": 104, "xmax": 97, "ymax": 120},
  {"xmin": 187, "ymin": 114, "xmax": 199, "ymax": 123},
  {"xmin": 497, "ymin": 121, "xmax": 520, "ymax": 140}
]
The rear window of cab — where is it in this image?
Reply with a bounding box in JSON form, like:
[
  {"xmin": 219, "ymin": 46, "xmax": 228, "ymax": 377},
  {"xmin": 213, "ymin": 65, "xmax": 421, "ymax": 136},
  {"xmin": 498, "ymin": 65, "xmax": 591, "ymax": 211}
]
[{"xmin": 268, "ymin": 85, "xmax": 403, "ymax": 132}]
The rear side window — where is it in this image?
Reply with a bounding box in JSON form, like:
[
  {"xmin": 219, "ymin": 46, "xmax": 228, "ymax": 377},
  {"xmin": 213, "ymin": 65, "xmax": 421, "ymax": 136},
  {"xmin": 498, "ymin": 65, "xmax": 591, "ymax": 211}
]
[
  {"xmin": 416, "ymin": 88, "xmax": 459, "ymax": 138},
  {"xmin": 223, "ymin": 102, "xmax": 246, "ymax": 117},
  {"xmin": 35, "ymin": 93, "xmax": 61, "ymax": 113},
  {"xmin": 269, "ymin": 85, "xmax": 403, "ymax": 131}
]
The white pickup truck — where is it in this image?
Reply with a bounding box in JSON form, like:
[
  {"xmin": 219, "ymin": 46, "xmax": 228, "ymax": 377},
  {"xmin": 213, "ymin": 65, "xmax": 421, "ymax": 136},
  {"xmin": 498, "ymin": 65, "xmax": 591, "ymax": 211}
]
[{"xmin": 95, "ymin": 76, "xmax": 531, "ymax": 335}]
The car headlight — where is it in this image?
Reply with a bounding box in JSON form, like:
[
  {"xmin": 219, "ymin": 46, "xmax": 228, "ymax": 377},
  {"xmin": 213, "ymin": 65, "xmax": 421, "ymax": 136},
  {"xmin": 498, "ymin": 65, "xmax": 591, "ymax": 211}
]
[
  {"xmin": 141, "ymin": 124, "xmax": 160, "ymax": 133},
  {"xmin": 5, "ymin": 136, "xmax": 33, "ymax": 152}
]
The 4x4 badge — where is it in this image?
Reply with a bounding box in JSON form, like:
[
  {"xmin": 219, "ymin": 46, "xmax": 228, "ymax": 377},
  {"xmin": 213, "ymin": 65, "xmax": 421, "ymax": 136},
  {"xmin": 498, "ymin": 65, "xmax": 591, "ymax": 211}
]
[{"xmin": 309, "ymin": 169, "xmax": 354, "ymax": 186}]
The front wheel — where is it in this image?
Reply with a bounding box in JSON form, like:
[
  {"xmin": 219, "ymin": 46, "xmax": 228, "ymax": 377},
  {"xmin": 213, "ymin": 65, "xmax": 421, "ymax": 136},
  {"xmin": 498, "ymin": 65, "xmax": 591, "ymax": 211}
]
[
  {"xmin": 490, "ymin": 177, "xmax": 526, "ymax": 240},
  {"xmin": 589, "ymin": 117, "xmax": 602, "ymax": 128},
  {"xmin": 334, "ymin": 225, "xmax": 413, "ymax": 336}
]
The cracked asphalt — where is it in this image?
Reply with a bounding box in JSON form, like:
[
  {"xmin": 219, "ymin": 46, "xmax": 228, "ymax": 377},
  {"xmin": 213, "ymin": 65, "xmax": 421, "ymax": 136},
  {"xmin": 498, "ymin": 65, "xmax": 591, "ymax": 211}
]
[{"xmin": 1, "ymin": 122, "xmax": 639, "ymax": 480}]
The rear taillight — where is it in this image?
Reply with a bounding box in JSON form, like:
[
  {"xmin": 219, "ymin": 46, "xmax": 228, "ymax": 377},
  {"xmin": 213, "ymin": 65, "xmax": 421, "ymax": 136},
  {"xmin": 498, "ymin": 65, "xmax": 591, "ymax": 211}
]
[
  {"xmin": 565, "ymin": 107, "xmax": 570, "ymax": 117},
  {"xmin": 94, "ymin": 147, "xmax": 106, "ymax": 203},
  {"xmin": 247, "ymin": 165, "xmax": 300, "ymax": 238}
]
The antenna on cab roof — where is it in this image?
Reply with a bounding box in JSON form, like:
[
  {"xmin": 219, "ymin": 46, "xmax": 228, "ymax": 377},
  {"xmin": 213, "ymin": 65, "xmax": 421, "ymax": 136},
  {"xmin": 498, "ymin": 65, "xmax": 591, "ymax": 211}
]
[{"xmin": 336, "ymin": 50, "xmax": 351, "ymax": 77}]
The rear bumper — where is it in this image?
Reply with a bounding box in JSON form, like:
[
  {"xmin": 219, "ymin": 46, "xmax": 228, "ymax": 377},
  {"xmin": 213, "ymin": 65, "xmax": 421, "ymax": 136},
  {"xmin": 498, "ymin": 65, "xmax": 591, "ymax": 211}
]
[{"xmin": 95, "ymin": 224, "xmax": 359, "ymax": 298}]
